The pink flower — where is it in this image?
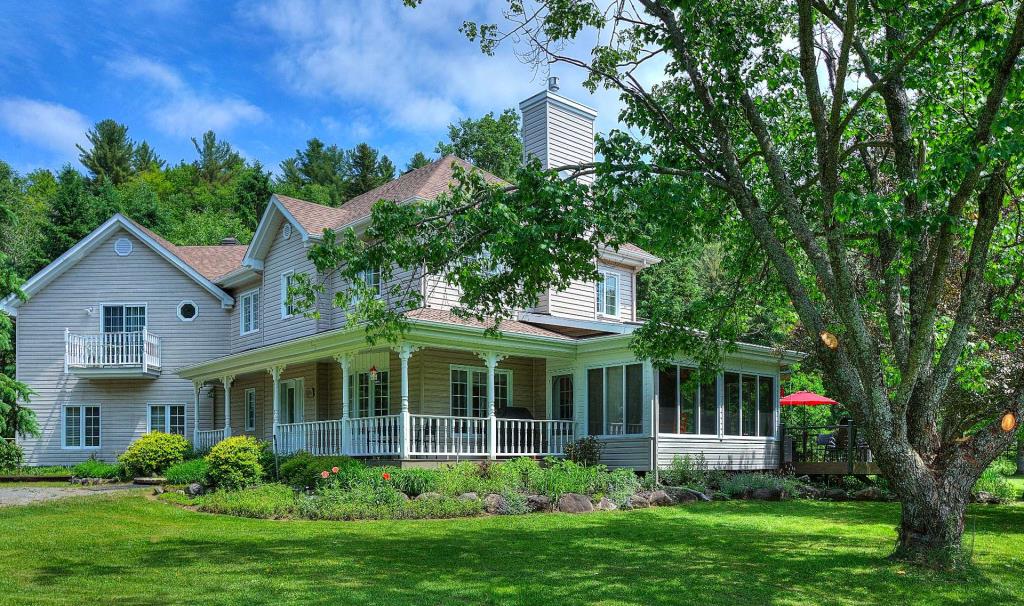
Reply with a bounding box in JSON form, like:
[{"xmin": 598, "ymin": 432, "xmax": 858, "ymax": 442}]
[
  {"xmin": 331, "ymin": 466, "xmax": 339, "ymax": 474},
  {"xmin": 321, "ymin": 470, "xmax": 330, "ymax": 479},
  {"xmin": 382, "ymin": 472, "xmax": 391, "ymax": 481}
]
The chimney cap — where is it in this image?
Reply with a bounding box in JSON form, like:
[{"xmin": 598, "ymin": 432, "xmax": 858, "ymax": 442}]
[
  {"xmin": 547, "ymin": 76, "xmax": 560, "ymax": 92},
  {"xmin": 220, "ymin": 236, "xmax": 239, "ymax": 245}
]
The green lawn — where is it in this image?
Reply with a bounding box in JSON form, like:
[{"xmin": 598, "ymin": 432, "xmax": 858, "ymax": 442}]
[
  {"xmin": 0, "ymin": 494, "xmax": 1021, "ymax": 605},
  {"xmin": 1007, "ymin": 476, "xmax": 1024, "ymax": 499}
]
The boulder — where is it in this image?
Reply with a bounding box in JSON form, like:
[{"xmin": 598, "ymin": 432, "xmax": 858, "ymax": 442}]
[
  {"xmin": 711, "ymin": 491, "xmax": 730, "ymax": 501},
  {"xmin": 152, "ymin": 486, "xmax": 164, "ymax": 496},
  {"xmin": 648, "ymin": 490, "xmax": 675, "ymax": 506},
  {"xmin": 749, "ymin": 487, "xmax": 787, "ymax": 501},
  {"xmin": 852, "ymin": 487, "xmax": 883, "ymax": 501},
  {"xmin": 557, "ymin": 493, "xmax": 594, "ymax": 514},
  {"xmin": 825, "ymin": 488, "xmax": 848, "ymax": 501},
  {"xmin": 457, "ymin": 492, "xmax": 479, "ymax": 502},
  {"xmin": 626, "ymin": 494, "xmax": 650, "ymax": 509},
  {"xmin": 397, "ymin": 492, "xmax": 410, "ymax": 501},
  {"xmin": 974, "ymin": 491, "xmax": 1003, "ymax": 505},
  {"xmin": 526, "ymin": 494, "xmax": 552, "ymax": 512},
  {"xmin": 595, "ymin": 497, "xmax": 618, "ymax": 511},
  {"xmin": 415, "ymin": 492, "xmax": 442, "ymax": 501},
  {"xmin": 185, "ymin": 483, "xmax": 204, "ymax": 497},
  {"xmin": 484, "ymin": 493, "xmax": 508, "ymax": 514},
  {"xmin": 796, "ymin": 484, "xmax": 822, "ymax": 499}
]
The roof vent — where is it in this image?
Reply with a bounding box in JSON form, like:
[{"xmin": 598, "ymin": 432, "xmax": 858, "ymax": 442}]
[
  {"xmin": 547, "ymin": 76, "xmax": 560, "ymax": 92},
  {"xmin": 114, "ymin": 237, "xmax": 133, "ymax": 256},
  {"xmin": 220, "ymin": 236, "xmax": 239, "ymax": 245}
]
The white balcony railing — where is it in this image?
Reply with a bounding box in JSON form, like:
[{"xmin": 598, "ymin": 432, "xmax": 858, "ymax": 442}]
[
  {"xmin": 346, "ymin": 415, "xmax": 402, "ymax": 457},
  {"xmin": 195, "ymin": 428, "xmax": 226, "ymax": 452},
  {"xmin": 409, "ymin": 414, "xmax": 488, "ymax": 457},
  {"xmin": 496, "ymin": 419, "xmax": 575, "ymax": 457},
  {"xmin": 277, "ymin": 419, "xmax": 344, "ymax": 456},
  {"xmin": 65, "ymin": 329, "xmax": 161, "ymax": 372}
]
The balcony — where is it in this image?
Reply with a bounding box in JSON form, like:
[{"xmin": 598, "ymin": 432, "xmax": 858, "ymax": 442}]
[{"xmin": 65, "ymin": 329, "xmax": 162, "ymax": 378}]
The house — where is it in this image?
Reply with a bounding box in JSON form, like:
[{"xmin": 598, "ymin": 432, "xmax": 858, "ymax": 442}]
[{"xmin": 1, "ymin": 81, "xmax": 802, "ymax": 471}]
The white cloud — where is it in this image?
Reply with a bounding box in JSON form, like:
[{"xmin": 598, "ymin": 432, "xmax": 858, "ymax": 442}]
[
  {"xmin": 107, "ymin": 55, "xmax": 265, "ymax": 136},
  {"xmin": 0, "ymin": 97, "xmax": 89, "ymax": 157}
]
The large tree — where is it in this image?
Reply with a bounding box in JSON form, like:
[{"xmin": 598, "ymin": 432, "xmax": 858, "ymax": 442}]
[
  {"xmin": 77, "ymin": 119, "xmax": 135, "ymax": 185},
  {"xmin": 345, "ymin": 143, "xmax": 395, "ymax": 198},
  {"xmin": 277, "ymin": 138, "xmax": 349, "ymax": 205},
  {"xmin": 305, "ymin": 0, "xmax": 1023, "ymax": 566},
  {"xmin": 192, "ymin": 131, "xmax": 244, "ymax": 185},
  {"xmin": 435, "ymin": 109, "xmax": 523, "ymax": 180}
]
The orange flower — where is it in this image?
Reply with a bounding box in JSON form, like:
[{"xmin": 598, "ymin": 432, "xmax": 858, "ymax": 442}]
[
  {"xmin": 382, "ymin": 472, "xmax": 391, "ymax": 481},
  {"xmin": 321, "ymin": 470, "xmax": 330, "ymax": 479},
  {"xmin": 331, "ymin": 466, "xmax": 340, "ymax": 474}
]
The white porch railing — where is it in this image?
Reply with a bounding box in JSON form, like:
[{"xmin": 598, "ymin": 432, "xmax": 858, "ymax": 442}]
[
  {"xmin": 409, "ymin": 414, "xmax": 488, "ymax": 457},
  {"xmin": 277, "ymin": 420, "xmax": 344, "ymax": 456},
  {"xmin": 195, "ymin": 428, "xmax": 225, "ymax": 451},
  {"xmin": 65, "ymin": 329, "xmax": 162, "ymax": 371},
  {"xmin": 346, "ymin": 415, "xmax": 402, "ymax": 456},
  {"xmin": 496, "ymin": 419, "xmax": 575, "ymax": 456}
]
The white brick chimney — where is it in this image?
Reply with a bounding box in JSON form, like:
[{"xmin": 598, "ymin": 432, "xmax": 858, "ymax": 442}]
[{"xmin": 519, "ymin": 76, "xmax": 598, "ymax": 183}]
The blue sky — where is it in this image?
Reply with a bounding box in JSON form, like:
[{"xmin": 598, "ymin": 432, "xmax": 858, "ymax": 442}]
[{"xmin": 0, "ymin": 0, "xmax": 652, "ymax": 176}]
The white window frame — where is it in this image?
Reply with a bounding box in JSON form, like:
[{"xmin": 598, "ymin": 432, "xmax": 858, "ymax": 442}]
[
  {"xmin": 244, "ymin": 388, "xmax": 257, "ymax": 431},
  {"xmin": 352, "ymin": 267, "xmax": 383, "ymax": 307},
  {"xmin": 147, "ymin": 403, "xmax": 187, "ymax": 435},
  {"xmin": 280, "ymin": 271, "xmax": 296, "ymax": 319},
  {"xmin": 585, "ymin": 363, "xmax": 644, "ymax": 436},
  {"xmin": 721, "ymin": 371, "xmax": 779, "ymax": 439},
  {"xmin": 350, "ymin": 370, "xmax": 391, "ymax": 417},
  {"xmin": 62, "ymin": 404, "xmax": 101, "ymax": 450},
  {"xmin": 658, "ymin": 366, "xmax": 722, "ymax": 437},
  {"xmin": 278, "ymin": 378, "xmax": 305, "ymax": 424},
  {"xmin": 596, "ymin": 270, "xmax": 620, "ymax": 318},
  {"xmin": 239, "ymin": 288, "xmax": 260, "ymax": 335},
  {"xmin": 99, "ymin": 302, "xmax": 148, "ymax": 333},
  {"xmin": 176, "ymin": 300, "xmax": 198, "ymax": 322},
  {"xmin": 449, "ymin": 364, "xmax": 513, "ymax": 418}
]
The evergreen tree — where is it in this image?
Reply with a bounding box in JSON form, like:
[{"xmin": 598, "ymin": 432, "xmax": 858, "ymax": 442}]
[
  {"xmin": 435, "ymin": 109, "xmax": 522, "ymax": 180},
  {"xmin": 277, "ymin": 138, "xmax": 348, "ymax": 205},
  {"xmin": 235, "ymin": 161, "xmax": 273, "ymax": 232},
  {"xmin": 191, "ymin": 131, "xmax": 243, "ymax": 184},
  {"xmin": 77, "ymin": 119, "xmax": 135, "ymax": 185},
  {"xmin": 132, "ymin": 141, "xmax": 165, "ymax": 172},
  {"xmin": 344, "ymin": 143, "xmax": 394, "ymax": 199},
  {"xmin": 43, "ymin": 167, "xmax": 103, "ymax": 261},
  {"xmin": 404, "ymin": 151, "xmax": 433, "ymax": 173},
  {"xmin": 0, "ymin": 187, "xmax": 37, "ymax": 439}
]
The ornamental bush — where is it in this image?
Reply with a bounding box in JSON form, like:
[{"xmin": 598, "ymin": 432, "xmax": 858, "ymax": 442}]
[
  {"xmin": 119, "ymin": 432, "xmax": 191, "ymax": 477},
  {"xmin": 71, "ymin": 456, "xmax": 123, "ymax": 479},
  {"xmin": 205, "ymin": 436, "xmax": 264, "ymax": 490},
  {"xmin": 0, "ymin": 440, "xmax": 23, "ymax": 472},
  {"xmin": 164, "ymin": 458, "xmax": 210, "ymax": 485}
]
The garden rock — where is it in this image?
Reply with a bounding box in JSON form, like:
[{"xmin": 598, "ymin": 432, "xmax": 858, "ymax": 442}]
[
  {"xmin": 526, "ymin": 494, "xmax": 552, "ymax": 512},
  {"xmin": 749, "ymin": 487, "xmax": 787, "ymax": 501},
  {"xmin": 557, "ymin": 493, "xmax": 594, "ymax": 513},
  {"xmin": 796, "ymin": 484, "xmax": 822, "ymax": 499},
  {"xmin": 825, "ymin": 488, "xmax": 848, "ymax": 501},
  {"xmin": 595, "ymin": 497, "xmax": 618, "ymax": 511},
  {"xmin": 457, "ymin": 492, "xmax": 479, "ymax": 502},
  {"xmin": 852, "ymin": 487, "xmax": 883, "ymax": 501},
  {"xmin": 974, "ymin": 491, "xmax": 1002, "ymax": 505},
  {"xmin": 648, "ymin": 490, "xmax": 675, "ymax": 506},
  {"xmin": 153, "ymin": 486, "xmax": 164, "ymax": 496},
  {"xmin": 185, "ymin": 483, "xmax": 204, "ymax": 497},
  {"xmin": 415, "ymin": 492, "xmax": 442, "ymax": 501},
  {"xmin": 626, "ymin": 493, "xmax": 650, "ymax": 509},
  {"xmin": 484, "ymin": 493, "xmax": 508, "ymax": 514}
]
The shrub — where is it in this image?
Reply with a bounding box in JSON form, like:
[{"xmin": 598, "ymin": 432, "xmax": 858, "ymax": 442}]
[
  {"xmin": 988, "ymin": 457, "xmax": 1016, "ymax": 478},
  {"xmin": 164, "ymin": 458, "xmax": 210, "ymax": 485},
  {"xmin": 564, "ymin": 436, "xmax": 603, "ymax": 467},
  {"xmin": 119, "ymin": 432, "xmax": 191, "ymax": 477},
  {"xmin": 205, "ymin": 436, "xmax": 264, "ymax": 490},
  {"xmin": 195, "ymin": 484, "xmax": 297, "ymax": 518},
  {"xmin": 0, "ymin": 440, "xmax": 24, "ymax": 472},
  {"xmin": 71, "ymin": 456, "xmax": 123, "ymax": 479},
  {"xmin": 974, "ymin": 467, "xmax": 1016, "ymax": 502},
  {"xmin": 298, "ymin": 485, "xmax": 484, "ymax": 521},
  {"xmin": 279, "ymin": 452, "xmax": 363, "ymax": 489},
  {"xmin": 661, "ymin": 454, "xmax": 709, "ymax": 490},
  {"xmin": 385, "ymin": 467, "xmax": 441, "ymax": 496},
  {"xmin": 604, "ymin": 468, "xmax": 641, "ymax": 506},
  {"xmin": 720, "ymin": 473, "xmax": 799, "ymax": 498}
]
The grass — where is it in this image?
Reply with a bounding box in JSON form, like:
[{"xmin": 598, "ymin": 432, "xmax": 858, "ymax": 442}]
[
  {"xmin": 0, "ymin": 494, "xmax": 1020, "ymax": 605},
  {"xmin": 1007, "ymin": 475, "xmax": 1024, "ymax": 499}
]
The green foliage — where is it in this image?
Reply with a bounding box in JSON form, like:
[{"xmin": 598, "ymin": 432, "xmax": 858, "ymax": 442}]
[
  {"xmin": 0, "ymin": 439, "xmax": 23, "ymax": 471},
  {"xmin": 164, "ymin": 458, "xmax": 210, "ymax": 485},
  {"xmin": 973, "ymin": 467, "xmax": 1016, "ymax": 502},
  {"xmin": 71, "ymin": 456, "xmax": 123, "ymax": 479},
  {"xmin": 278, "ymin": 452, "xmax": 360, "ymax": 489},
  {"xmin": 404, "ymin": 151, "xmax": 433, "ymax": 173},
  {"xmin": 720, "ymin": 473, "xmax": 800, "ymax": 499},
  {"xmin": 192, "ymin": 131, "xmax": 244, "ymax": 185},
  {"xmin": 194, "ymin": 484, "xmax": 297, "ymax": 519},
  {"xmin": 605, "ymin": 468, "xmax": 642, "ymax": 506},
  {"xmin": 77, "ymin": 119, "xmax": 135, "ymax": 185},
  {"xmin": 563, "ymin": 436, "xmax": 603, "ymax": 466},
  {"xmin": 435, "ymin": 108, "xmax": 523, "ymax": 180},
  {"xmin": 119, "ymin": 432, "xmax": 191, "ymax": 478},
  {"xmin": 205, "ymin": 436, "xmax": 264, "ymax": 490},
  {"xmin": 344, "ymin": 143, "xmax": 395, "ymax": 198},
  {"xmin": 660, "ymin": 454, "xmax": 710, "ymax": 490},
  {"xmin": 277, "ymin": 139, "xmax": 394, "ymax": 206}
]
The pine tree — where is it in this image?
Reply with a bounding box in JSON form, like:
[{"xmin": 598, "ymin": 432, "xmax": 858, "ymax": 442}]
[
  {"xmin": 344, "ymin": 143, "xmax": 394, "ymax": 199},
  {"xmin": 192, "ymin": 131, "xmax": 243, "ymax": 184},
  {"xmin": 43, "ymin": 167, "xmax": 104, "ymax": 261},
  {"xmin": 404, "ymin": 151, "xmax": 433, "ymax": 173},
  {"xmin": 132, "ymin": 141, "xmax": 165, "ymax": 172},
  {"xmin": 77, "ymin": 119, "xmax": 135, "ymax": 185},
  {"xmin": 235, "ymin": 161, "xmax": 273, "ymax": 232},
  {"xmin": 276, "ymin": 138, "xmax": 347, "ymax": 205},
  {"xmin": 0, "ymin": 184, "xmax": 37, "ymax": 439}
]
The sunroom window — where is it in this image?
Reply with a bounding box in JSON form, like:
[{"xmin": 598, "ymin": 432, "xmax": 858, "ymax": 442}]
[
  {"xmin": 723, "ymin": 372, "xmax": 776, "ymax": 437},
  {"xmin": 587, "ymin": 364, "xmax": 642, "ymax": 435}
]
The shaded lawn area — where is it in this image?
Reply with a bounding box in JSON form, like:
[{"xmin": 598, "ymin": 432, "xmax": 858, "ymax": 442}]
[
  {"xmin": 1007, "ymin": 476, "xmax": 1024, "ymax": 499},
  {"xmin": 0, "ymin": 495, "xmax": 1021, "ymax": 605}
]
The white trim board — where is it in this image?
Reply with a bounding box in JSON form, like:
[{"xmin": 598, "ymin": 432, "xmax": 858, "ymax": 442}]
[{"xmin": 242, "ymin": 195, "xmax": 314, "ymax": 271}]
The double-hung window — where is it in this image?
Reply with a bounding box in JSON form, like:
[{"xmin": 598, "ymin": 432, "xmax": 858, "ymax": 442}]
[
  {"xmin": 596, "ymin": 271, "xmax": 619, "ymax": 317},
  {"xmin": 244, "ymin": 389, "xmax": 257, "ymax": 431},
  {"xmin": 356, "ymin": 267, "xmax": 382, "ymax": 299},
  {"xmin": 149, "ymin": 404, "xmax": 186, "ymax": 435},
  {"xmin": 551, "ymin": 375, "xmax": 574, "ymax": 421},
  {"xmin": 239, "ymin": 289, "xmax": 260, "ymax": 335},
  {"xmin": 352, "ymin": 371, "xmax": 390, "ymax": 417},
  {"xmin": 63, "ymin": 405, "xmax": 100, "ymax": 449},
  {"xmin": 280, "ymin": 272, "xmax": 297, "ymax": 318},
  {"xmin": 450, "ymin": 366, "xmax": 511, "ymax": 417}
]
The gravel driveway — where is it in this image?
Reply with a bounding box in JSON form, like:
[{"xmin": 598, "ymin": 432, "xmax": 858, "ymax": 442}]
[{"xmin": 0, "ymin": 484, "xmax": 142, "ymax": 507}]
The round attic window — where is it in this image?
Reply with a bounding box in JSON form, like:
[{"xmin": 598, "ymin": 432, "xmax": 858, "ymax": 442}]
[
  {"xmin": 282, "ymin": 223, "xmax": 293, "ymax": 239},
  {"xmin": 114, "ymin": 237, "xmax": 133, "ymax": 256},
  {"xmin": 177, "ymin": 301, "xmax": 198, "ymax": 322}
]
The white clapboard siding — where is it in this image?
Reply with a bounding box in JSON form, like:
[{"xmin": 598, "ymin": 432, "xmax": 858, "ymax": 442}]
[
  {"xmin": 15, "ymin": 229, "xmax": 231, "ymax": 465},
  {"xmin": 228, "ymin": 275, "xmax": 263, "ymax": 354},
  {"xmin": 598, "ymin": 436, "xmax": 653, "ymax": 471},
  {"xmin": 262, "ymin": 221, "xmax": 319, "ymax": 346},
  {"xmin": 656, "ymin": 436, "xmax": 781, "ymax": 471}
]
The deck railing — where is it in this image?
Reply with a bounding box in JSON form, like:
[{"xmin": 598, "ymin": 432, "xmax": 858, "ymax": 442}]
[
  {"xmin": 65, "ymin": 329, "xmax": 162, "ymax": 371},
  {"xmin": 270, "ymin": 415, "xmax": 576, "ymax": 458},
  {"xmin": 195, "ymin": 428, "xmax": 226, "ymax": 452}
]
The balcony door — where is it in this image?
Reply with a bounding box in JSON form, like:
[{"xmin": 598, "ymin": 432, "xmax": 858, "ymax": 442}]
[
  {"xmin": 278, "ymin": 379, "xmax": 304, "ymax": 425},
  {"xmin": 102, "ymin": 304, "xmax": 146, "ymax": 333}
]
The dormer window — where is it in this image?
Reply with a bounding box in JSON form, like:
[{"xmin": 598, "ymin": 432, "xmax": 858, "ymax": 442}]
[{"xmin": 596, "ymin": 271, "xmax": 619, "ymax": 318}]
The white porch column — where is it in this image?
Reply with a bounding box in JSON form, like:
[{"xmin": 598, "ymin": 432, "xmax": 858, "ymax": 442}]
[
  {"xmin": 269, "ymin": 366, "xmax": 284, "ymax": 447},
  {"xmin": 192, "ymin": 380, "xmax": 202, "ymax": 446},
  {"xmin": 336, "ymin": 354, "xmax": 352, "ymax": 455},
  {"xmin": 222, "ymin": 375, "xmax": 235, "ymax": 438},
  {"xmin": 396, "ymin": 344, "xmax": 418, "ymax": 459},
  {"xmin": 478, "ymin": 352, "xmax": 505, "ymax": 460}
]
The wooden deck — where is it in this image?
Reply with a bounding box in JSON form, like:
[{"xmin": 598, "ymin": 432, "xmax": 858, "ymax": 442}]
[{"xmin": 782, "ymin": 422, "xmax": 882, "ymax": 477}]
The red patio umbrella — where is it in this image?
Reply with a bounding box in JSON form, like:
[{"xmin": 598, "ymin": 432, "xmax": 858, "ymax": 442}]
[{"xmin": 780, "ymin": 391, "xmax": 838, "ymax": 406}]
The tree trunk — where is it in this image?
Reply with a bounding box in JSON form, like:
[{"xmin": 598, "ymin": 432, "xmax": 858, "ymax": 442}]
[{"xmin": 889, "ymin": 465, "xmax": 973, "ymax": 567}]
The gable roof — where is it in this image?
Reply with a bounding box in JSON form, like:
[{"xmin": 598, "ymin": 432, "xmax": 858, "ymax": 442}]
[
  {"xmin": 126, "ymin": 219, "xmax": 248, "ymax": 281},
  {"xmin": 0, "ymin": 214, "xmax": 236, "ymax": 316}
]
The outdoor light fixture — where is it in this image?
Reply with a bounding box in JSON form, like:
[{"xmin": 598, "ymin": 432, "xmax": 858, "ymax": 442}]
[
  {"xmin": 369, "ymin": 365, "xmax": 378, "ymax": 383},
  {"xmin": 1001, "ymin": 412, "xmax": 1018, "ymax": 433},
  {"xmin": 819, "ymin": 331, "xmax": 839, "ymax": 350}
]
